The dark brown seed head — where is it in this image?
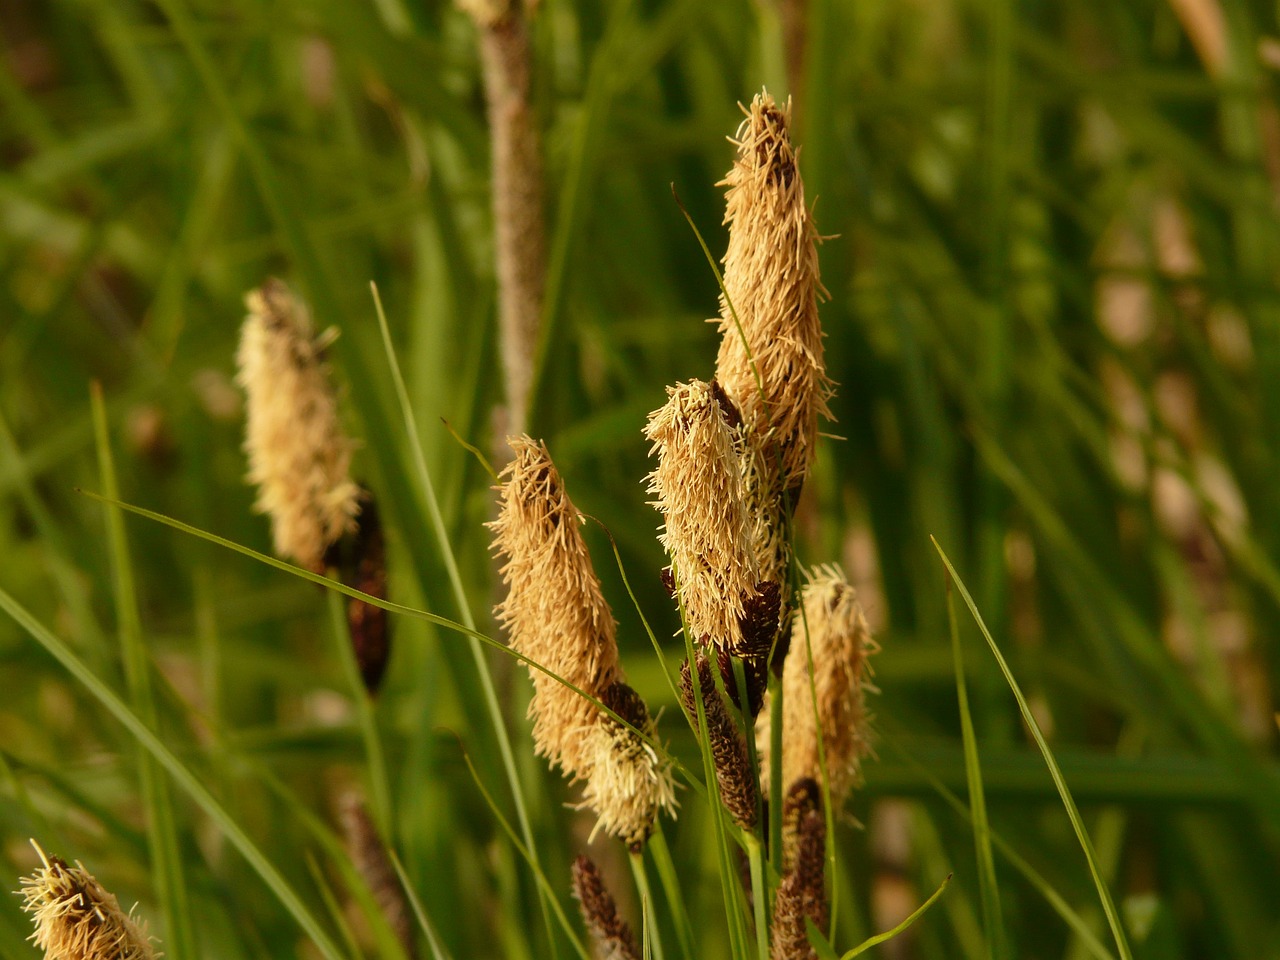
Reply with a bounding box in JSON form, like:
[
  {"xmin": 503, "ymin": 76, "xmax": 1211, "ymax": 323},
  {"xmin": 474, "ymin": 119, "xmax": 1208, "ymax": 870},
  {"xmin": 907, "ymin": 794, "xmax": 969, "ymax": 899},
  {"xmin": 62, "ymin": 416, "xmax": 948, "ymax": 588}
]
[
  {"xmin": 571, "ymin": 855, "xmax": 641, "ymax": 960},
  {"xmin": 678, "ymin": 654, "xmax": 758, "ymax": 830},
  {"xmin": 771, "ymin": 780, "xmax": 828, "ymax": 960}
]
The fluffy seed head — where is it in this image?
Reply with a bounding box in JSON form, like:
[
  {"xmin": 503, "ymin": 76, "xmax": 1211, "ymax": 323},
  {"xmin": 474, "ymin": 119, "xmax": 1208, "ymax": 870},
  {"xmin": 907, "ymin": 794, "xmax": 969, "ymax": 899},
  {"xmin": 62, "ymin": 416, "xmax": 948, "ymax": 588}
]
[
  {"xmin": 645, "ymin": 380, "xmax": 761, "ymax": 653},
  {"xmin": 571, "ymin": 855, "xmax": 640, "ymax": 960},
  {"xmin": 18, "ymin": 842, "xmax": 155, "ymax": 960},
  {"xmin": 236, "ymin": 278, "xmax": 361, "ymax": 572},
  {"xmin": 769, "ymin": 565, "xmax": 878, "ymax": 811},
  {"xmin": 491, "ymin": 437, "xmax": 675, "ymax": 844},
  {"xmin": 713, "ymin": 90, "xmax": 832, "ymax": 495},
  {"xmin": 491, "ymin": 436, "xmax": 620, "ymax": 774},
  {"xmin": 581, "ymin": 682, "xmax": 678, "ymax": 850}
]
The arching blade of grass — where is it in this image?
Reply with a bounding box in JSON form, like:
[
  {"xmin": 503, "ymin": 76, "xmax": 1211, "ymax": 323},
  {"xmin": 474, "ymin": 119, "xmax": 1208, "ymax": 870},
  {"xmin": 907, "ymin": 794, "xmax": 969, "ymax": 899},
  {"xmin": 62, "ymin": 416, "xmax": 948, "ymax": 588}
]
[
  {"xmin": 878, "ymin": 728, "xmax": 1118, "ymax": 960},
  {"xmin": 0, "ymin": 585, "xmax": 346, "ymax": 960},
  {"xmin": 390, "ymin": 848, "xmax": 453, "ymax": 960},
  {"xmin": 90, "ymin": 383, "xmax": 195, "ymax": 960},
  {"xmin": 932, "ymin": 538, "xmax": 1135, "ymax": 960},
  {"xmin": 371, "ymin": 279, "xmax": 563, "ymax": 951},
  {"xmin": 945, "ymin": 572, "xmax": 1004, "ymax": 958},
  {"xmin": 324, "ymin": 587, "xmax": 393, "ymax": 839},
  {"xmin": 836, "ymin": 873, "xmax": 952, "ymax": 959}
]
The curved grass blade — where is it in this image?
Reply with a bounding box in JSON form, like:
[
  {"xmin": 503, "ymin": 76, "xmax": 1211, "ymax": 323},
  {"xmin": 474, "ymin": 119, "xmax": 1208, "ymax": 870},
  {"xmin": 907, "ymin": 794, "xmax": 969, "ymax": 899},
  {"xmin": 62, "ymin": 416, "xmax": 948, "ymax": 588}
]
[
  {"xmin": 945, "ymin": 573, "xmax": 1004, "ymax": 957},
  {"xmin": 0, "ymin": 584, "xmax": 346, "ymax": 960},
  {"xmin": 839, "ymin": 873, "xmax": 952, "ymax": 959},
  {"xmin": 931, "ymin": 538, "xmax": 1135, "ymax": 960},
  {"xmin": 90, "ymin": 384, "xmax": 195, "ymax": 960},
  {"xmin": 369, "ymin": 281, "xmax": 558, "ymax": 948}
]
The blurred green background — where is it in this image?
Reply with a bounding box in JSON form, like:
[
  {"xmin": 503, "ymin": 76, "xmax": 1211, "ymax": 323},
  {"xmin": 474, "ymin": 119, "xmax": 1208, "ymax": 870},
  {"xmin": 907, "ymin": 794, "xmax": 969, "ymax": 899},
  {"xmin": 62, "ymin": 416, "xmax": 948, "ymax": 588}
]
[{"xmin": 3, "ymin": 0, "xmax": 1280, "ymax": 957}]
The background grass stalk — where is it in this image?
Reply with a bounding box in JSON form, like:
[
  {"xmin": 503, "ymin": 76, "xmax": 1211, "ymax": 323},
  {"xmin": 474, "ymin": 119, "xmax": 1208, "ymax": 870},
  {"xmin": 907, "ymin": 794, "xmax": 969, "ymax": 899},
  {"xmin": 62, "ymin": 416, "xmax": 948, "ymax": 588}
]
[
  {"xmin": 90, "ymin": 384, "xmax": 196, "ymax": 960},
  {"xmin": 371, "ymin": 283, "xmax": 559, "ymax": 947},
  {"xmin": 945, "ymin": 573, "xmax": 1005, "ymax": 959},
  {"xmin": 934, "ymin": 539, "xmax": 1135, "ymax": 960},
  {"xmin": 0, "ymin": 585, "xmax": 347, "ymax": 960},
  {"xmin": 324, "ymin": 587, "xmax": 393, "ymax": 839}
]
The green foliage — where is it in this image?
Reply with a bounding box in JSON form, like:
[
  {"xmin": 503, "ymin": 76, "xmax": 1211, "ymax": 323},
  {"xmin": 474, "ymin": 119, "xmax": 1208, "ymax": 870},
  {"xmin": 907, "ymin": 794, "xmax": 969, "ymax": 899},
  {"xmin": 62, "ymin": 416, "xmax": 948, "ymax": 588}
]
[{"xmin": 3, "ymin": 0, "xmax": 1280, "ymax": 957}]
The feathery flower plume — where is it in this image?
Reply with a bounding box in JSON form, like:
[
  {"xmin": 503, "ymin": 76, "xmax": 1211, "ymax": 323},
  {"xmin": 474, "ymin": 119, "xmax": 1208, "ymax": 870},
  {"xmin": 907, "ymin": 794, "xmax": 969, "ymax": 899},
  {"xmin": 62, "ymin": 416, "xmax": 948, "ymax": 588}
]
[
  {"xmin": 18, "ymin": 841, "xmax": 156, "ymax": 960},
  {"xmin": 764, "ymin": 565, "xmax": 878, "ymax": 812},
  {"xmin": 645, "ymin": 379, "xmax": 767, "ymax": 654},
  {"xmin": 236, "ymin": 278, "xmax": 361, "ymax": 573},
  {"xmin": 571, "ymin": 855, "xmax": 641, "ymax": 960},
  {"xmin": 771, "ymin": 780, "xmax": 828, "ymax": 960},
  {"xmin": 491, "ymin": 436, "xmax": 674, "ymax": 846},
  {"xmin": 713, "ymin": 90, "xmax": 831, "ymax": 494},
  {"xmin": 581, "ymin": 682, "xmax": 678, "ymax": 849},
  {"xmin": 680, "ymin": 653, "xmax": 758, "ymax": 830}
]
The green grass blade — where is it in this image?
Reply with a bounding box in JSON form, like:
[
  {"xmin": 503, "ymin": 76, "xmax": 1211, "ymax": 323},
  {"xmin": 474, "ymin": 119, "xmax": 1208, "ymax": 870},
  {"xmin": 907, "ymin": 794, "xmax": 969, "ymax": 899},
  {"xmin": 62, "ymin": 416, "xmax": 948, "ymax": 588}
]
[
  {"xmin": 647, "ymin": 824, "xmax": 697, "ymax": 960},
  {"xmin": 457, "ymin": 750, "xmax": 590, "ymax": 960},
  {"xmin": 932, "ymin": 538, "xmax": 1134, "ymax": 960},
  {"xmin": 325, "ymin": 586, "xmax": 393, "ymax": 839},
  {"xmin": 945, "ymin": 573, "xmax": 1004, "ymax": 958},
  {"xmin": 370, "ymin": 279, "xmax": 562, "ymax": 950},
  {"xmin": 630, "ymin": 849, "xmax": 666, "ymax": 960},
  {"xmin": 90, "ymin": 383, "xmax": 195, "ymax": 960},
  {"xmin": 840, "ymin": 873, "xmax": 952, "ymax": 959},
  {"xmin": 390, "ymin": 849, "xmax": 454, "ymax": 960},
  {"xmin": 0, "ymin": 585, "xmax": 346, "ymax": 960}
]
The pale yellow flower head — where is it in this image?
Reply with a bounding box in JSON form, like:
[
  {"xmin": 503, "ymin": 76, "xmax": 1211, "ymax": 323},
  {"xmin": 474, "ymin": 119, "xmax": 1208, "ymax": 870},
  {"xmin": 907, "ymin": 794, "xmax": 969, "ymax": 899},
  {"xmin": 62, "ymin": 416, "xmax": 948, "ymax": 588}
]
[
  {"xmin": 644, "ymin": 379, "xmax": 762, "ymax": 654},
  {"xmin": 236, "ymin": 278, "xmax": 361, "ymax": 572},
  {"xmin": 713, "ymin": 89, "xmax": 832, "ymax": 495},
  {"xmin": 491, "ymin": 436, "xmax": 675, "ymax": 846},
  {"xmin": 760, "ymin": 565, "xmax": 878, "ymax": 810},
  {"xmin": 18, "ymin": 842, "xmax": 155, "ymax": 960}
]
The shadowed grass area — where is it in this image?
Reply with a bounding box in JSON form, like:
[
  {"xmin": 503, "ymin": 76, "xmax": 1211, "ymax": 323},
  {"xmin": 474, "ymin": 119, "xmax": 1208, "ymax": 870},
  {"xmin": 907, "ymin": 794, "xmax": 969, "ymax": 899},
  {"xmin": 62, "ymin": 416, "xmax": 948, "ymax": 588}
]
[{"xmin": 3, "ymin": 1, "xmax": 1280, "ymax": 958}]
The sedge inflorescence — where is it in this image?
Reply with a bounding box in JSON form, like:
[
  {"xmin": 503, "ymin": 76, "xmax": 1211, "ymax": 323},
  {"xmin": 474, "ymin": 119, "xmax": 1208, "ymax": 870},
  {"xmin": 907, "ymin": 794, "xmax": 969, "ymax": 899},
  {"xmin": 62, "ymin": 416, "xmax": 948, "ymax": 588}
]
[
  {"xmin": 236, "ymin": 278, "xmax": 362, "ymax": 573},
  {"xmin": 18, "ymin": 842, "xmax": 155, "ymax": 960},
  {"xmin": 491, "ymin": 435, "xmax": 675, "ymax": 848}
]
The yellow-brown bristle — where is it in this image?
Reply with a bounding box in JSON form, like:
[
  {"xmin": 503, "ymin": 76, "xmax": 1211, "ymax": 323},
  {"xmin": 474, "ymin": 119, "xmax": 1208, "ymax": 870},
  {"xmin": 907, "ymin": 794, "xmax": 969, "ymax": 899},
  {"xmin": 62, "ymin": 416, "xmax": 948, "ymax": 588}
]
[
  {"xmin": 644, "ymin": 379, "xmax": 763, "ymax": 654},
  {"xmin": 236, "ymin": 278, "xmax": 361, "ymax": 572},
  {"xmin": 19, "ymin": 841, "xmax": 156, "ymax": 960},
  {"xmin": 491, "ymin": 436, "xmax": 675, "ymax": 845}
]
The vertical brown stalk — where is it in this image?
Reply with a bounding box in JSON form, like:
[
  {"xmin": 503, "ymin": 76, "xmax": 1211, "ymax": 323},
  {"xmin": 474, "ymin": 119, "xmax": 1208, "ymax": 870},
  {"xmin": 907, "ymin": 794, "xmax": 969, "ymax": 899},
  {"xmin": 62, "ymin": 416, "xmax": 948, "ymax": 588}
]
[
  {"xmin": 461, "ymin": 0, "xmax": 546, "ymax": 433},
  {"xmin": 776, "ymin": 0, "xmax": 809, "ymax": 115}
]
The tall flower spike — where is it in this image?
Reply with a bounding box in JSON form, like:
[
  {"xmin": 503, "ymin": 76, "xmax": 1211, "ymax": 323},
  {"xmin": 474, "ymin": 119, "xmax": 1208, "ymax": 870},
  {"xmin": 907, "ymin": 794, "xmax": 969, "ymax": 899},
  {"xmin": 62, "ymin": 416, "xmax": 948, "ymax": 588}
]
[
  {"xmin": 571, "ymin": 855, "xmax": 641, "ymax": 960},
  {"xmin": 761, "ymin": 565, "xmax": 878, "ymax": 812},
  {"xmin": 19, "ymin": 841, "xmax": 156, "ymax": 960},
  {"xmin": 645, "ymin": 379, "xmax": 763, "ymax": 654},
  {"xmin": 713, "ymin": 90, "xmax": 832, "ymax": 494},
  {"xmin": 236, "ymin": 278, "xmax": 361, "ymax": 573},
  {"xmin": 770, "ymin": 780, "xmax": 828, "ymax": 960},
  {"xmin": 679, "ymin": 653, "xmax": 758, "ymax": 830},
  {"xmin": 491, "ymin": 436, "xmax": 674, "ymax": 846}
]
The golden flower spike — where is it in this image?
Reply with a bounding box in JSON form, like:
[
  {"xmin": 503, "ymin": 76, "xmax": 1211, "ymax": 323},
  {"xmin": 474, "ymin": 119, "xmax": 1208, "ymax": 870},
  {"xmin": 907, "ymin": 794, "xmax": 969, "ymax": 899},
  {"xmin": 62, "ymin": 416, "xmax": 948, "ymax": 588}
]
[
  {"xmin": 18, "ymin": 840, "xmax": 156, "ymax": 960},
  {"xmin": 236, "ymin": 278, "xmax": 361, "ymax": 573},
  {"xmin": 759, "ymin": 565, "xmax": 879, "ymax": 815},
  {"xmin": 491, "ymin": 435, "xmax": 675, "ymax": 848}
]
